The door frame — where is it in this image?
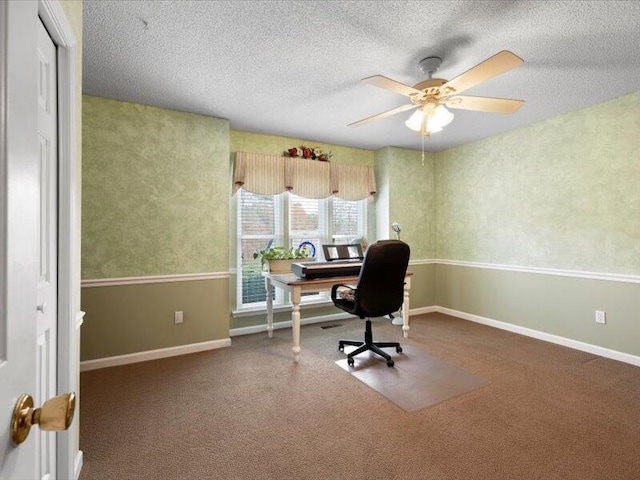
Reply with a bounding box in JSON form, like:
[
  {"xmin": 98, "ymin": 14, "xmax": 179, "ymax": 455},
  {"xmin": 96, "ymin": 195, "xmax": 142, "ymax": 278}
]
[{"xmin": 38, "ymin": 1, "xmax": 82, "ymax": 478}]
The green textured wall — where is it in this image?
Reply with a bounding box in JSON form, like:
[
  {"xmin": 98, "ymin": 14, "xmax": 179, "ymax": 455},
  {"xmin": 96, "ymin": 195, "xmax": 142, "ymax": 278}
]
[
  {"xmin": 81, "ymin": 96, "xmax": 231, "ymax": 360},
  {"xmin": 436, "ymin": 264, "xmax": 640, "ymax": 356},
  {"xmin": 406, "ymin": 263, "xmax": 436, "ymax": 309},
  {"xmin": 434, "ymin": 90, "xmax": 640, "ymax": 358},
  {"xmin": 82, "ymin": 95, "xmax": 230, "ymax": 278},
  {"xmin": 374, "ymin": 147, "xmax": 391, "ymax": 242},
  {"xmin": 81, "ymin": 280, "xmax": 229, "ymax": 360},
  {"xmin": 388, "ymin": 147, "xmax": 435, "ymax": 261},
  {"xmin": 81, "ymin": 89, "xmax": 640, "ymax": 362},
  {"xmin": 371, "ymin": 147, "xmax": 436, "ymax": 322},
  {"xmin": 230, "ymin": 130, "xmax": 374, "ymax": 166},
  {"xmin": 436, "ymin": 90, "xmax": 640, "ymax": 275}
]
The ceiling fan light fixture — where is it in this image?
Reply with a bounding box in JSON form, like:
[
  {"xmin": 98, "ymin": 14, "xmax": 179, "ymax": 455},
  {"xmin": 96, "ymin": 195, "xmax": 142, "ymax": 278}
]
[
  {"xmin": 431, "ymin": 104, "xmax": 454, "ymax": 128},
  {"xmin": 405, "ymin": 104, "xmax": 454, "ymax": 134},
  {"xmin": 405, "ymin": 108, "xmax": 425, "ymax": 131}
]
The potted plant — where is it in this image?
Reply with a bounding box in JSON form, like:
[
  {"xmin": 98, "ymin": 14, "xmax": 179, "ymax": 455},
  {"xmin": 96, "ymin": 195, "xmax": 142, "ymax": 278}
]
[{"xmin": 252, "ymin": 245, "xmax": 311, "ymax": 274}]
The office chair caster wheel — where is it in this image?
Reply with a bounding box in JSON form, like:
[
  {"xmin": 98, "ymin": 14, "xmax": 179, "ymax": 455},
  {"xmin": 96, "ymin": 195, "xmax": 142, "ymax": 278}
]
[
  {"xmin": 386, "ymin": 359, "xmax": 395, "ymax": 367},
  {"xmin": 338, "ymin": 345, "xmax": 344, "ymax": 352},
  {"xmin": 396, "ymin": 346, "xmax": 403, "ymax": 353},
  {"xmin": 347, "ymin": 357, "xmax": 354, "ymax": 367}
]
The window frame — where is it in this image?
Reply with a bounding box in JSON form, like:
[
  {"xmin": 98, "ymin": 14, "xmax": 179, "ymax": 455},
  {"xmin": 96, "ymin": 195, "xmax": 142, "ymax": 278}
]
[
  {"xmin": 235, "ymin": 191, "xmax": 367, "ymax": 312},
  {"xmin": 235, "ymin": 190, "xmax": 284, "ymax": 309}
]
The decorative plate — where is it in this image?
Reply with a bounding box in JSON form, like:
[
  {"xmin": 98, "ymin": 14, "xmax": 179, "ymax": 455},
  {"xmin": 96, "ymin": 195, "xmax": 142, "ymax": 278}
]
[{"xmin": 298, "ymin": 241, "xmax": 316, "ymax": 258}]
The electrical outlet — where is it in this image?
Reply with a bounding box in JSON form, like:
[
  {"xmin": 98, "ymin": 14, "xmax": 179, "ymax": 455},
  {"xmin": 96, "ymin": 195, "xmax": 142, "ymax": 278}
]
[
  {"xmin": 174, "ymin": 311, "xmax": 184, "ymax": 324},
  {"xmin": 595, "ymin": 310, "xmax": 606, "ymax": 324}
]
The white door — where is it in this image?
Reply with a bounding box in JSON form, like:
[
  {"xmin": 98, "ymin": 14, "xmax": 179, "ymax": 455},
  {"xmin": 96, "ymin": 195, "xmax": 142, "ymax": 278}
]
[
  {"xmin": 0, "ymin": 1, "xmax": 40, "ymax": 479},
  {"xmin": 36, "ymin": 16, "xmax": 59, "ymax": 480},
  {"xmin": 0, "ymin": 3, "xmax": 60, "ymax": 479}
]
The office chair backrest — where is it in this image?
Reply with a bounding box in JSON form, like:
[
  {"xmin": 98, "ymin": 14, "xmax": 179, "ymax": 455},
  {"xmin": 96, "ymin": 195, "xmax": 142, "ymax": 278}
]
[{"xmin": 355, "ymin": 240, "xmax": 410, "ymax": 318}]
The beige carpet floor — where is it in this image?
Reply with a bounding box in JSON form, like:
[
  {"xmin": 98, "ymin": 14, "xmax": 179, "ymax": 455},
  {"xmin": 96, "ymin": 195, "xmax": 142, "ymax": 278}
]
[{"xmin": 79, "ymin": 313, "xmax": 640, "ymax": 480}]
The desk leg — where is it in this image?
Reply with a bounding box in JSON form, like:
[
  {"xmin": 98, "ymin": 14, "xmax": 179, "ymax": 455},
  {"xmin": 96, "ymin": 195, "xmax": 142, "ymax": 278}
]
[
  {"xmin": 265, "ymin": 278, "xmax": 274, "ymax": 338},
  {"xmin": 291, "ymin": 287, "xmax": 301, "ymax": 362},
  {"xmin": 402, "ymin": 277, "xmax": 411, "ymax": 339}
]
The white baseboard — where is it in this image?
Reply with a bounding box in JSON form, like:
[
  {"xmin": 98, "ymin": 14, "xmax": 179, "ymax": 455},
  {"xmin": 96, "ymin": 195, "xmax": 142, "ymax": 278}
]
[
  {"xmin": 74, "ymin": 451, "xmax": 83, "ymax": 480},
  {"xmin": 409, "ymin": 306, "xmax": 439, "ymax": 316},
  {"xmin": 80, "ymin": 338, "xmax": 232, "ymax": 372},
  {"xmin": 230, "ymin": 312, "xmax": 354, "ymax": 337},
  {"xmin": 434, "ymin": 306, "xmax": 640, "ymax": 367}
]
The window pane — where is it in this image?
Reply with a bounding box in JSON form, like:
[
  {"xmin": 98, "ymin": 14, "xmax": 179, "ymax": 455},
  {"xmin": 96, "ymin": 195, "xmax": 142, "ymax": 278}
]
[
  {"xmin": 290, "ymin": 194, "xmax": 320, "ymax": 233},
  {"xmin": 332, "ymin": 197, "xmax": 362, "ymax": 238},
  {"xmin": 240, "ymin": 238, "xmax": 271, "ymax": 269},
  {"xmin": 240, "ymin": 238, "xmax": 275, "ymax": 305},
  {"xmin": 240, "ymin": 255, "xmax": 270, "ymax": 305},
  {"xmin": 239, "ymin": 190, "xmax": 277, "ymax": 306},
  {"xmin": 240, "ymin": 190, "xmax": 275, "ymax": 235}
]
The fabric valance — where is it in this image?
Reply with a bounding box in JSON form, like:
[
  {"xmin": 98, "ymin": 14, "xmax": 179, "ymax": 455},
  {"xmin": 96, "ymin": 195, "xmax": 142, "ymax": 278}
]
[{"xmin": 232, "ymin": 152, "xmax": 376, "ymax": 200}]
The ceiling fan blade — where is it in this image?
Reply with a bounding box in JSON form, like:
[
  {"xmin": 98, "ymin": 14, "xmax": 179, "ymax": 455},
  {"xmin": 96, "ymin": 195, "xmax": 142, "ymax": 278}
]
[
  {"xmin": 440, "ymin": 50, "xmax": 523, "ymax": 96},
  {"xmin": 348, "ymin": 103, "xmax": 419, "ymax": 128},
  {"xmin": 444, "ymin": 95, "xmax": 524, "ymax": 114},
  {"xmin": 362, "ymin": 75, "xmax": 424, "ymax": 97}
]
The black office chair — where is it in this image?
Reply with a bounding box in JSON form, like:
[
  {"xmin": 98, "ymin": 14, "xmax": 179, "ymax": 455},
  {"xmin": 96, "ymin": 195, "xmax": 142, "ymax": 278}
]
[{"xmin": 331, "ymin": 240, "xmax": 410, "ymax": 367}]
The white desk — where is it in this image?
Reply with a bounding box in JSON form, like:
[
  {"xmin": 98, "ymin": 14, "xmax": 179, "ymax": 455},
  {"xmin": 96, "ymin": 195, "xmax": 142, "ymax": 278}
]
[{"xmin": 264, "ymin": 272, "xmax": 413, "ymax": 362}]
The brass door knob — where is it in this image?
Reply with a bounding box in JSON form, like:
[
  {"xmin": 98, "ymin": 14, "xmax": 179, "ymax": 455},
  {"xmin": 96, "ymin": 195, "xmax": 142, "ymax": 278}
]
[{"xmin": 11, "ymin": 392, "xmax": 76, "ymax": 445}]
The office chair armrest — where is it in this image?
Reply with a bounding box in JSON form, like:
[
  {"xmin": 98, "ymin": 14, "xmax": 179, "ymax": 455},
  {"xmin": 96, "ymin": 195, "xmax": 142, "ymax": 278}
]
[{"xmin": 331, "ymin": 283, "xmax": 357, "ymax": 303}]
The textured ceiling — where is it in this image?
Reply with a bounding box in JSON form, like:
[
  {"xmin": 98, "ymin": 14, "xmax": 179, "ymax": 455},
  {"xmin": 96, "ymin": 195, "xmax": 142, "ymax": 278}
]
[{"xmin": 82, "ymin": 1, "xmax": 640, "ymax": 152}]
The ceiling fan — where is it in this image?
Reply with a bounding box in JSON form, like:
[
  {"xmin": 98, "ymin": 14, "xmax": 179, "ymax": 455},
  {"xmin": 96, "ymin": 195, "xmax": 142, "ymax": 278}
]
[{"xmin": 348, "ymin": 50, "xmax": 524, "ymax": 137}]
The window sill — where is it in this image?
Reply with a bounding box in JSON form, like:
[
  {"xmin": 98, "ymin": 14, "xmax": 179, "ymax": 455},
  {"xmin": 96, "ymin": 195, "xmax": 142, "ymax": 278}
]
[{"xmin": 232, "ymin": 299, "xmax": 336, "ymax": 318}]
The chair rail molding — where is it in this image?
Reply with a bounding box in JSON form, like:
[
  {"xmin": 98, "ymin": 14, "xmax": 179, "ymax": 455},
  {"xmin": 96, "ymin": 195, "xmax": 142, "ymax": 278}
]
[
  {"xmin": 409, "ymin": 259, "xmax": 436, "ymax": 265},
  {"xmin": 436, "ymin": 259, "xmax": 640, "ymax": 284},
  {"xmin": 81, "ymin": 271, "xmax": 230, "ymax": 287}
]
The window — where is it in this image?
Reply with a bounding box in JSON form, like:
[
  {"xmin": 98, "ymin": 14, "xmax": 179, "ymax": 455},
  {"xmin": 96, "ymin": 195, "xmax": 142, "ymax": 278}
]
[
  {"xmin": 289, "ymin": 195, "xmax": 323, "ymax": 255},
  {"xmin": 236, "ymin": 190, "xmax": 367, "ymax": 310},
  {"xmin": 331, "ymin": 197, "xmax": 365, "ymax": 244},
  {"xmin": 237, "ymin": 190, "xmax": 282, "ymax": 306}
]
